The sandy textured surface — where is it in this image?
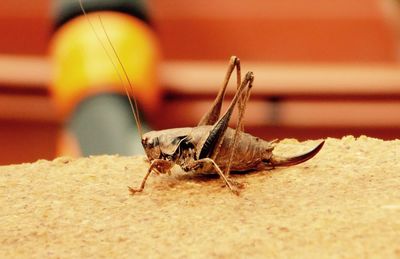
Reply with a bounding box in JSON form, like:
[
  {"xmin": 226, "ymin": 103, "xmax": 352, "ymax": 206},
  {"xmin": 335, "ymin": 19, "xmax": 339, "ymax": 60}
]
[{"xmin": 0, "ymin": 136, "xmax": 399, "ymax": 258}]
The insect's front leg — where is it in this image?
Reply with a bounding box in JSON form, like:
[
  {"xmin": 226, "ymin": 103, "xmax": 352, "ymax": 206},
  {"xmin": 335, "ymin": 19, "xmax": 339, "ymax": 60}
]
[
  {"xmin": 128, "ymin": 159, "xmax": 174, "ymax": 194},
  {"xmin": 186, "ymin": 158, "xmax": 243, "ymax": 195}
]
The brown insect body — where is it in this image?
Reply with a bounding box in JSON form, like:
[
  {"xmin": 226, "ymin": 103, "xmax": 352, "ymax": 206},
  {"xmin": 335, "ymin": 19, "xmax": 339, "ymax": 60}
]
[
  {"xmin": 133, "ymin": 58, "xmax": 325, "ymax": 195},
  {"xmin": 142, "ymin": 126, "xmax": 323, "ymax": 174},
  {"xmin": 142, "ymin": 126, "xmax": 271, "ymax": 173}
]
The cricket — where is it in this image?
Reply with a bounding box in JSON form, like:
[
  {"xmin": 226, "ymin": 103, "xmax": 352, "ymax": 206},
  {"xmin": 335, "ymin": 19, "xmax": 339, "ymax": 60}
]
[{"xmin": 79, "ymin": 1, "xmax": 325, "ymax": 195}]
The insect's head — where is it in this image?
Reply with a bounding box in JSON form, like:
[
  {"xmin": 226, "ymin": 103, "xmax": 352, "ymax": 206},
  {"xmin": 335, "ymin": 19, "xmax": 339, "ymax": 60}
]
[
  {"xmin": 141, "ymin": 130, "xmax": 195, "ymax": 162},
  {"xmin": 141, "ymin": 133, "xmax": 161, "ymax": 161}
]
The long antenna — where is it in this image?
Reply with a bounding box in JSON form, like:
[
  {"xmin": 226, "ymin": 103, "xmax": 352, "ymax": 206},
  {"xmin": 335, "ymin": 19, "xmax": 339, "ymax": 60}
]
[
  {"xmin": 78, "ymin": 0, "xmax": 144, "ymax": 138},
  {"xmin": 98, "ymin": 16, "xmax": 143, "ymax": 137}
]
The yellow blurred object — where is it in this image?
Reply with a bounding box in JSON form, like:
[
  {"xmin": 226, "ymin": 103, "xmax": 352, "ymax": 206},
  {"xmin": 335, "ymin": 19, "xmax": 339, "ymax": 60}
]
[{"xmin": 50, "ymin": 11, "xmax": 161, "ymax": 119}]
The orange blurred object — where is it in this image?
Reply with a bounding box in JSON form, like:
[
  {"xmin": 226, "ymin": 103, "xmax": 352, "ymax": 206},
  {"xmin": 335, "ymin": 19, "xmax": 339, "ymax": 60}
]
[{"xmin": 50, "ymin": 11, "xmax": 161, "ymax": 120}]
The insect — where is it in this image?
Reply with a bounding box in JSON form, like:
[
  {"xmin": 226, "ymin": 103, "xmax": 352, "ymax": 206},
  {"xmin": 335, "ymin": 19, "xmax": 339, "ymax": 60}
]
[
  {"xmin": 79, "ymin": 2, "xmax": 324, "ymax": 195},
  {"xmin": 129, "ymin": 57, "xmax": 324, "ymax": 195}
]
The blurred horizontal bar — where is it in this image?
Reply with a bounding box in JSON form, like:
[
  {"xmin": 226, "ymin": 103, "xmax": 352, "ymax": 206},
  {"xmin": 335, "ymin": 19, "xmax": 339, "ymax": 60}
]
[
  {"xmin": 0, "ymin": 95, "xmax": 58, "ymax": 122},
  {"xmin": 161, "ymin": 61, "xmax": 400, "ymax": 99},
  {"xmin": 160, "ymin": 99, "xmax": 400, "ymax": 128},
  {"xmin": 0, "ymin": 55, "xmax": 51, "ymax": 91}
]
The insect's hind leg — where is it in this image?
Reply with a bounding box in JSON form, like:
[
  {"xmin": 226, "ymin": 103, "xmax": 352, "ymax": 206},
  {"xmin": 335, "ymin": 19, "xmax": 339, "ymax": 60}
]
[
  {"xmin": 225, "ymin": 75, "xmax": 254, "ymax": 177},
  {"xmin": 198, "ymin": 56, "xmax": 241, "ymax": 126}
]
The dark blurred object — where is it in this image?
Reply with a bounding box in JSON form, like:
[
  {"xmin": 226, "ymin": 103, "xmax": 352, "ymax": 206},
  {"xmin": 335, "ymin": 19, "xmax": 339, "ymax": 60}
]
[
  {"xmin": 53, "ymin": 0, "xmax": 149, "ymax": 29},
  {"xmin": 68, "ymin": 94, "xmax": 144, "ymax": 156}
]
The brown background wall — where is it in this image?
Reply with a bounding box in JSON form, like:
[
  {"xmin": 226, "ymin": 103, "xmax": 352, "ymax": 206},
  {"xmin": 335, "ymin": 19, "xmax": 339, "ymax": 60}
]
[{"xmin": 0, "ymin": 0, "xmax": 399, "ymax": 164}]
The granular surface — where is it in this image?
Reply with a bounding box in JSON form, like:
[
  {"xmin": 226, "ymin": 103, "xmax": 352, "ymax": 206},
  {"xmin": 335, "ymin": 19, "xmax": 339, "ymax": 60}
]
[{"xmin": 0, "ymin": 136, "xmax": 399, "ymax": 258}]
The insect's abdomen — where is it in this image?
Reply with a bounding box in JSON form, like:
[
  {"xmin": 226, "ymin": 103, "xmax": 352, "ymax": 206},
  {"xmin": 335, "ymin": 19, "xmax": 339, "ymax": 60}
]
[{"xmin": 215, "ymin": 128, "xmax": 274, "ymax": 172}]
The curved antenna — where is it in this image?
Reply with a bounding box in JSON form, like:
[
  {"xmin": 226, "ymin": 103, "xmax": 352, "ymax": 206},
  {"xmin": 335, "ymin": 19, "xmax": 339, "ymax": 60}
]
[
  {"xmin": 78, "ymin": 0, "xmax": 143, "ymax": 139},
  {"xmin": 98, "ymin": 17, "xmax": 143, "ymax": 137}
]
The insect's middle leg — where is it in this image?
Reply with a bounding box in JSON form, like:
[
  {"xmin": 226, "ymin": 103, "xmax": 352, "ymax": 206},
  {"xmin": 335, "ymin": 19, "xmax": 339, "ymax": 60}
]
[{"xmin": 187, "ymin": 158, "xmax": 241, "ymax": 195}]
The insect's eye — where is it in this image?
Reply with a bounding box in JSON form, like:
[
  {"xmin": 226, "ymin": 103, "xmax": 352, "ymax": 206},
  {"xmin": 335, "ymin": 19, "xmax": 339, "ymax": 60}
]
[
  {"xmin": 142, "ymin": 137, "xmax": 158, "ymax": 148},
  {"xmin": 141, "ymin": 138, "xmax": 150, "ymax": 147}
]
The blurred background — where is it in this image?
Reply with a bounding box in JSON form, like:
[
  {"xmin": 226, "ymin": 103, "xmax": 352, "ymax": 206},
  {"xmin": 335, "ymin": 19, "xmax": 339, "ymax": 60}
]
[{"xmin": 0, "ymin": 0, "xmax": 400, "ymax": 165}]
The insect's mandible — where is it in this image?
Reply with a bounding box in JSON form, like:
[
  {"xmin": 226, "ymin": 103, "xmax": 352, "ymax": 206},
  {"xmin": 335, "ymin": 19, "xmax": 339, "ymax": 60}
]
[{"xmin": 79, "ymin": 1, "xmax": 324, "ymax": 195}]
